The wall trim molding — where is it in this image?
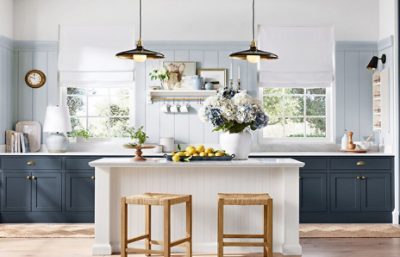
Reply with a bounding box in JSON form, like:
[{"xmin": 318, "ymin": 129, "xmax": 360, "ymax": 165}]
[
  {"xmin": 378, "ymin": 36, "xmax": 394, "ymax": 51},
  {"xmin": 144, "ymin": 40, "xmax": 248, "ymax": 50},
  {"xmin": 13, "ymin": 40, "xmax": 58, "ymax": 52},
  {"xmin": 0, "ymin": 35, "xmax": 14, "ymax": 50},
  {"xmin": 336, "ymin": 41, "xmax": 377, "ymax": 51}
]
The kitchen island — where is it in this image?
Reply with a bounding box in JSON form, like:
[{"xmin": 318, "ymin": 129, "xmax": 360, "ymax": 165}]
[{"xmin": 89, "ymin": 158, "xmax": 304, "ymax": 256}]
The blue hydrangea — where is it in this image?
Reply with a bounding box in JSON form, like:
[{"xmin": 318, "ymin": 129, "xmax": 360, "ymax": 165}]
[
  {"xmin": 208, "ymin": 107, "xmax": 225, "ymax": 127},
  {"xmin": 252, "ymin": 111, "xmax": 269, "ymax": 129}
]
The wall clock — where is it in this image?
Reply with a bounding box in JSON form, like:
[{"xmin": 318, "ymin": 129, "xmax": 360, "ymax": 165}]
[{"xmin": 25, "ymin": 70, "xmax": 46, "ymax": 89}]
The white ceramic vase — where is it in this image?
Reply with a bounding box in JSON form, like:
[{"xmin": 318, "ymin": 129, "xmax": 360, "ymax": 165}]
[{"xmin": 219, "ymin": 130, "xmax": 252, "ymax": 160}]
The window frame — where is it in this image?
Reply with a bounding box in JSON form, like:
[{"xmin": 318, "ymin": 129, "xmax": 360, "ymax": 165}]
[
  {"xmin": 60, "ymin": 84, "xmax": 135, "ymax": 139},
  {"xmin": 258, "ymin": 87, "xmax": 334, "ymax": 144}
]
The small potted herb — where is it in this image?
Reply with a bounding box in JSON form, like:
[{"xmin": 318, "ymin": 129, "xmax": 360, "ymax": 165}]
[
  {"xmin": 124, "ymin": 126, "xmax": 153, "ymax": 161},
  {"xmin": 69, "ymin": 129, "xmax": 90, "ymax": 143}
]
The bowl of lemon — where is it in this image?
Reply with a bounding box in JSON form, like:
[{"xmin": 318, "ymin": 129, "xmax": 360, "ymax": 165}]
[{"xmin": 165, "ymin": 145, "xmax": 234, "ymax": 162}]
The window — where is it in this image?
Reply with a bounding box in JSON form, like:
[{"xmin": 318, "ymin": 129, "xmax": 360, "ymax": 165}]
[
  {"xmin": 261, "ymin": 88, "xmax": 331, "ymax": 141},
  {"xmin": 64, "ymin": 86, "xmax": 131, "ymax": 138}
]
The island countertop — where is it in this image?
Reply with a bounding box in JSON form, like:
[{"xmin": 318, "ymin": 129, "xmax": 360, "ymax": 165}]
[{"xmin": 89, "ymin": 157, "xmax": 305, "ymax": 168}]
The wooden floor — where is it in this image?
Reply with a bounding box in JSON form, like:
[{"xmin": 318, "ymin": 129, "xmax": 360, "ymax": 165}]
[{"xmin": 0, "ymin": 238, "xmax": 399, "ymax": 257}]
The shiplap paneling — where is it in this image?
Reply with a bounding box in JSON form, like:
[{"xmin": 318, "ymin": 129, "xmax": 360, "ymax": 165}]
[
  {"xmin": 335, "ymin": 42, "xmax": 377, "ymax": 142},
  {"xmin": 0, "ymin": 36, "xmax": 15, "ymax": 144},
  {"xmin": 6, "ymin": 40, "xmax": 381, "ymax": 146}
]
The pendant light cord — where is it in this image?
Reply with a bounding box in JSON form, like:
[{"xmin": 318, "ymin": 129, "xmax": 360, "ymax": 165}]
[
  {"xmin": 139, "ymin": 0, "xmax": 142, "ymax": 40},
  {"xmin": 252, "ymin": 0, "xmax": 255, "ymax": 41}
]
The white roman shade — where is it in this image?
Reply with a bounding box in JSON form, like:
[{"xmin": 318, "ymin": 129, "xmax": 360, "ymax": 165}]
[
  {"xmin": 58, "ymin": 25, "xmax": 135, "ymax": 87},
  {"xmin": 258, "ymin": 26, "xmax": 335, "ymax": 88}
]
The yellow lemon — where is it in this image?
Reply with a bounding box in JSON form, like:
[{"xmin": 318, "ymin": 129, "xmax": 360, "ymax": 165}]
[
  {"xmin": 172, "ymin": 154, "xmax": 181, "ymax": 162},
  {"xmin": 185, "ymin": 146, "xmax": 195, "ymax": 152},
  {"xmin": 199, "ymin": 152, "xmax": 206, "ymax": 157},
  {"xmin": 205, "ymin": 148, "xmax": 214, "ymax": 154},
  {"xmin": 207, "ymin": 152, "xmax": 215, "ymax": 157},
  {"xmin": 215, "ymin": 152, "xmax": 224, "ymax": 157},
  {"xmin": 178, "ymin": 151, "xmax": 186, "ymax": 157},
  {"xmin": 196, "ymin": 145, "xmax": 205, "ymax": 153},
  {"xmin": 192, "ymin": 153, "xmax": 199, "ymax": 156}
]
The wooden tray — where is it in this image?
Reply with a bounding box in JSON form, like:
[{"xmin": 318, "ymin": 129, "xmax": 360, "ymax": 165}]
[{"xmin": 164, "ymin": 154, "xmax": 235, "ymax": 162}]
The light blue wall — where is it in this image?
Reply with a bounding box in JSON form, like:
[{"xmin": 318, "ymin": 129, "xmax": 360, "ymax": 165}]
[
  {"xmin": 2, "ymin": 40, "xmax": 387, "ymax": 145},
  {"xmin": 0, "ymin": 36, "xmax": 16, "ymax": 144}
]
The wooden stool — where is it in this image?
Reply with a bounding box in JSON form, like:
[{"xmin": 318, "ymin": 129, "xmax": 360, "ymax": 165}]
[
  {"xmin": 217, "ymin": 193, "xmax": 273, "ymax": 257},
  {"xmin": 121, "ymin": 193, "xmax": 192, "ymax": 257}
]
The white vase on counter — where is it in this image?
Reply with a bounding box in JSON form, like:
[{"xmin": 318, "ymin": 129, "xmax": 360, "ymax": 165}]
[{"xmin": 220, "ymin": 130, "xmax": 252, "ymax": 160}]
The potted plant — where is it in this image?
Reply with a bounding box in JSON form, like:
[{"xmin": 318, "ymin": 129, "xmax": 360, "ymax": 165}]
[
  {"xmin": 199, "ymin": 88, "xmax": 269, "ymax": 159},
  {"xmin": 69, "ymin": 129, "xmax": 90, "ymax": 143},
  {"xmin": 125, "ymin": 126, "xmax": 152, "ymax": 161},
  {"xmin": 149, "ymin": 68, "xmax": 170, "ymax": 90}
]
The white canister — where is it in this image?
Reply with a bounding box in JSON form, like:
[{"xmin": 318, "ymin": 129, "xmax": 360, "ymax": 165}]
[{"xmin": 160, "ymin": 137, "xmax": 175, "ymax": 153}]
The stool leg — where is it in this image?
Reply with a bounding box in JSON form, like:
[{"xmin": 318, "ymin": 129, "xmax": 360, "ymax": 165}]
[
  {"xmin": 217, "ymin": 199, "xmax": 224, "ymax": 257},
  {"xmin": 186, "ymin": 196, "xmax": 192, "ymax": 257},
  {"xmin": 163, "ymin": 201, "xmax": 171, "ymax": 257},
  {"xmin": 120, "ymin": 197, "xmax": 127, "ymax": 257},
  {"xmin": 145, "ymin": 205, "xmax": 151, "ymax": 256},
  {"xmin": 264, "ymin": 199, "xmax": 273, "ymax": 257}
]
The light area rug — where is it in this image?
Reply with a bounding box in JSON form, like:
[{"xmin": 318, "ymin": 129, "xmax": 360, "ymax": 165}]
[
  {"xmin": 1, "ymin": 223, "xmax": 400, "ymax": 238},
  {"xmin": 300, "ymin": 224, "xmax": 400, "ymax": 238}
]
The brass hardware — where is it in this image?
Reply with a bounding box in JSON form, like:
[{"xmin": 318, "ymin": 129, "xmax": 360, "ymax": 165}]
[
  {"xmin": 90, "ymin": 176, "xmax": 95, "ymax": 180},
  {"xmin": 356, "ymin": 161, "xmax": 366, "ymax": 166},
  {"xmin": 356, "ymin": 176, "xmax": 361, "ymax": 180},
  {"xmin": 26, "ymin": 176, "xmax": 31, "ymax": 180},
  {"xmin": 26, "ymin": 160, "xmax": 36, "ymax": 166},
  {"xmin": 361, "ymin": 176, "xmax": 367, "ymax": 180},
  {"xmin": 31, "ymin": 176, "xmax": 37, "ymax": 180}
]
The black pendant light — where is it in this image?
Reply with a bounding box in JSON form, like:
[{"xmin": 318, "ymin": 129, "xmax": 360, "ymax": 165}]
[
  {"xmin": 230, "ymin": 0, "xmax": 278, "ymax": 63},
  {"xmin": 116, "ymin": 0, "xmax": 164, "ymax": 62}
]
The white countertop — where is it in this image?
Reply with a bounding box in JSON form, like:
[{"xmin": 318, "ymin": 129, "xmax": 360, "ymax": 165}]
[
  {"xmin": 0, "ymin": 151, "xmax": 394, "ymax": 156},
  {"xmin": 89, "ymin": 157, "xmax": 305, "ymax": 168}
]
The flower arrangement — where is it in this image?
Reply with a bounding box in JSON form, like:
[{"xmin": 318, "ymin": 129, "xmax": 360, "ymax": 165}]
[
  {"xmin": 149, "ymin": 68, "xmax": 169, "ymax": 83},
  {"xmin": 199, "ymin": 88, "xmax": 269, "ymax": 133},
  {"xmin": 126, "ymin": 126, "xmax": 148, "ymax": 146}
]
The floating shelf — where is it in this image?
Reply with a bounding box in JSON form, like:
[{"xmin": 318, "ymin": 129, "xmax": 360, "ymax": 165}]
[{"xmin": 147, "ymin": 90, "xmax": 217, "ymax": 103}]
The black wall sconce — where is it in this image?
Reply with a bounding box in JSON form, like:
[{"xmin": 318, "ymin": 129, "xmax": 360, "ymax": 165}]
[{"xmin": 367, "ymin": 54, "xmax": 386, "ymax": 71}]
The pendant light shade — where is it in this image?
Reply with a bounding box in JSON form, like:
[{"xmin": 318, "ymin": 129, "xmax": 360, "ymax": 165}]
[
  {"xmin": 230, "ymin": 0, "xmax": 278, "ymax": 63},
  {"xmin": 116, "ymin": 0, "xmax": 164, "ymax": 62}
]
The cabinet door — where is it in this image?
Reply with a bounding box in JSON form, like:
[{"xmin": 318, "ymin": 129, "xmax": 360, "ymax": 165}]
[
  {"xmin": 330, "ymin": 172, "xmax": 360, "ymax": 212},
  {"xmin": 65, "ymin": 172, "xmax": 95, "ymax": 212},
  {"xmin": 300, "ymin": 172, "xmax": 327, "ymax": 212},
  {"xmin": 360, "ymin": 172, "xmax": 392, "ymax": 212},
  {"xmin": 1, "ymin": 171, "xmax": 31, "ymax": 211},
  {"xmin": 31, "ymin": 172, "xmax": 62, "ymax": 212}
]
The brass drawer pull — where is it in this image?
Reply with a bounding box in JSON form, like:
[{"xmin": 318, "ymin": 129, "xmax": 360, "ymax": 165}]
[
  {"xmin": 26, "ymin": 176, "xmax": 31, "ymax": 180},
  {"xmin": 361, "ymin": 176, "xmax": 366, "ymax": 180},
  {"xmin": 31, "ymin": 176, "xmax": 37, "ymax": 180},
  {"xmin": 90, "ymin": 176, "xmax": 95, "ymax": 180},
  {"xmin": 26, "ymin": 160, "xmax": 36, "ymax": 166},
  {"xmin": 356, "ymin": 161, "xmax": 366, "ymax": 166},
  {"xmin": 356, "ymin": 176, "xmax": 361, "ymax": 180}
]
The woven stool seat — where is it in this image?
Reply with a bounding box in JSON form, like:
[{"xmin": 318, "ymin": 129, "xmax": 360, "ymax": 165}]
[
  {"xmin": 125, "ymin": 193, "xmax": 191, "ymax": 205},
  {"xmin": 218, "ymin": 193, "xmax": 271, "ymax": 205}
]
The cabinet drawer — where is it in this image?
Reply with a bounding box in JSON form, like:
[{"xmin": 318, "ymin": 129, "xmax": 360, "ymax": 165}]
[
  {"xmin": 294, "ymin": 157, "xmax": 327, "ymax": 170},
  {"xmin": 1, "ymin": 157, "xmax": 62, "ymax": 170},
  {"xmin": 330, "ymin": 157, "xmax": 392, "ymax": 170},
  {"xmin": 65, "ymin": 158, "xmax": 98, "ymax": 170}
]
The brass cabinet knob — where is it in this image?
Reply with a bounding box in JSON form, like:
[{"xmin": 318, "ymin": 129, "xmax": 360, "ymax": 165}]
[
  {"xmin": 26, "ymin": 176, "xmax": 31, "ymax": 180},
  {"xmin": 356, "ymin": 161, "xmax": 366, "ymax": 166},
  {"xmin": 90, "ymin": 176, "xmax": 95, "ymax": 180},
  {"xmin": 361, "ymin": 176, "xmax": 367, "ymax": 180},
  {"xmin": 31, "ymin": 176, "xmax": 37, "ymax": 180},
  {"xmin": 356, "ymin": 176, "xmax": 361, "ymax": 180},
  {"xmin": 26, "ymin": 160, "xmax": 36, "ymax": 166}
]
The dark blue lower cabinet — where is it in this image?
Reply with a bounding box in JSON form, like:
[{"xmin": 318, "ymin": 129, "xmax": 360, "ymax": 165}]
[
  {"xmin": 360, "ymin": 172, "xmax": 392, "ymax": 212},
  {"xmin": 65, "ymin": 172, "xmax": 95, "ymax": 212},
  {"xmin": 32, "ymin": 172, "xmax": 62, "ymax": 212},
  {"xmin": 300, "ymin": 172, "xmax": 327, "ymax": 212},
  {"xmin": 330, "ymin": 172, "xmax": 360, "ymax": 212},
  {"xmin": 1, "ymin": 172, "xmax": 32, "ymax": 212}
]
